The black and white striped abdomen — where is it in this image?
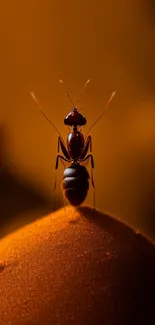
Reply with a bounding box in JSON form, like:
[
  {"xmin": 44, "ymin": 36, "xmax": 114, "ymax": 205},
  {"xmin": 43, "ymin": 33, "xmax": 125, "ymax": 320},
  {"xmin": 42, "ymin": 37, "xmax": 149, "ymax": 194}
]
[{"xmin": 62, "ymin": 164, "xmax": 89, "ymax": 206}]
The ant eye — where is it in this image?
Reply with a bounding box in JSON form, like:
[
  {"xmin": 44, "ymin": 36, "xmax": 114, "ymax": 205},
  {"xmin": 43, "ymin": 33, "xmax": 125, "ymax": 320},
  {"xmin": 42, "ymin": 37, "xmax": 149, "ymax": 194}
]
[
  {"xmin": 81, "ymin": 117, "xmax": 86, "ymax": 126},
  {"xmin": 64, "ymin": 117, "xmax": 69, "ymax": 125}
]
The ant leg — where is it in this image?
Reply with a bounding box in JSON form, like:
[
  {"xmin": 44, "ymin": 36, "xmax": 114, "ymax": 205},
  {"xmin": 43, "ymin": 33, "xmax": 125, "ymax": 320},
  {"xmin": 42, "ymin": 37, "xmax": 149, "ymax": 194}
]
[
  {"xmin": 52, "ymin": 154, "xmax": 71, "ymax": 212},
  {"xmin": 55, "ymin": 154, "xmax": 71, "ymax": 169},
  {"xmin": 58, "ymin": 136, "xmax": 70, "ymax": 160},
  {"xmin": 80, "ymin": 154, "xmax": 96, "ymax": 211},
  {"xmin": 79, "ymin": 154, "xmax": 94, "ymax": 168},
  {"xmin": 80, "ymin": 135, "xmax": 92, "ymax": 159},
  {"xmin": 53, "ymin": 141, "xmax": 67, "ymax": 211},
  {"xmin": 54, "ymin": 149, "xmax": 72, "ymax": 222},
  {"xmin": 56, "ymin": 152, "xmax": 71, "ymax": 221},
  {"xmin": 62, "ymin": 191, "xmax": 70, "ymax": 221},
  {"xmin": 52, "ymin": 169, "xmax": 57, "ymax": 212},
  {"xmin": 91, "ymin": 168, "xmax": 96, "ymax": 212}
]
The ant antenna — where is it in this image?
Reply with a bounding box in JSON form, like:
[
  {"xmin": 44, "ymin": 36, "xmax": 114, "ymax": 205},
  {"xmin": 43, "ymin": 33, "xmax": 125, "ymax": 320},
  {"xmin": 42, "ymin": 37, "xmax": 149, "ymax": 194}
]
[
  {"xmin": 76, "ymin": 79, "xmax": 91, "ymax": 108},
  {"xmin": 85, "ymin": 91, "xmax": 116, "ymax": 139},
  {"xmin": 59, "ymin": 79, "xmax": 75, "ymax": 107},
  {"xmin": 30, "ymin": 92, "xmax": 63, "ymax": 139}
]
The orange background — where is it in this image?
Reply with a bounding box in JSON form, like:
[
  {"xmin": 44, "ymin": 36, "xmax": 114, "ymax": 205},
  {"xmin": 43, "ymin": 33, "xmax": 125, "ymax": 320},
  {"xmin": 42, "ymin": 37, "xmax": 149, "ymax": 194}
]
[{"xmin": 1, "ymin": 1, "xmax": 155, "ymax": 236}]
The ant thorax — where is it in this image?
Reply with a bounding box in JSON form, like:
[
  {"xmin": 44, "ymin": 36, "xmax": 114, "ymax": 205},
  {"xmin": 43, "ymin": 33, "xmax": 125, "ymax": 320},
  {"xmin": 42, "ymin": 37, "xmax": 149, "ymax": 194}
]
[{"xmin": 67, "ymin": 128, "xmax": 85, "ymax": 160}]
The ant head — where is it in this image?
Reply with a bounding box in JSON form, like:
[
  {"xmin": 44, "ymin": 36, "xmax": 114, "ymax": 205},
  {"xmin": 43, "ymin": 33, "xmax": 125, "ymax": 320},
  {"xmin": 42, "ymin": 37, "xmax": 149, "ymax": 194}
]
[
  {"xmin": 64, "ymin": 107, "xmax": 86, "ymax": 126},
  {"xmin": 59, "ymin": 79, "xmax": 90, "ymax": 127}
]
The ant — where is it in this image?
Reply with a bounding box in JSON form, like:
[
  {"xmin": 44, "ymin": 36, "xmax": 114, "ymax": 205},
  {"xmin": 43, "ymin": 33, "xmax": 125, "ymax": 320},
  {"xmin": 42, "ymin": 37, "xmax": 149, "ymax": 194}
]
[{"xmin": 30, "ymin": 80, "xmax": 116, "ymax": 214}]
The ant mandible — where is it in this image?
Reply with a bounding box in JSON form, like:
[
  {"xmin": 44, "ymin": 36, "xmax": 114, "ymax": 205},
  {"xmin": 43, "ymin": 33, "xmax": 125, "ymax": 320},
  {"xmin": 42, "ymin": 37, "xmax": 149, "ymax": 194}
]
[{"xmin": 30, "ymin": 80, "xmax": 116, "ymax": 212}]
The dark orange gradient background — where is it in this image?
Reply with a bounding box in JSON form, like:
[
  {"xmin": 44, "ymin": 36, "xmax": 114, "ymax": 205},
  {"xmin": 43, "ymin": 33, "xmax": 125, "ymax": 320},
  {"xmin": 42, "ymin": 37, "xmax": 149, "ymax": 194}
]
[{"xmin": 1, "ymin": 1, "xmax": 155, "ymax": 238}]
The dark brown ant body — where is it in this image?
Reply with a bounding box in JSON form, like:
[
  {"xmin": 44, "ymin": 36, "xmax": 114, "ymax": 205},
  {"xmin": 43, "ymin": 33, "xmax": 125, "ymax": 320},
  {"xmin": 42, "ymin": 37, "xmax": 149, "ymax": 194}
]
[
  {"xmin": 59, "ymin": 105, "xmax": 93, "ymax": 207},
  {"xmin": 31, "ymin": 80, "xmax": 116, "ymax": 210}
]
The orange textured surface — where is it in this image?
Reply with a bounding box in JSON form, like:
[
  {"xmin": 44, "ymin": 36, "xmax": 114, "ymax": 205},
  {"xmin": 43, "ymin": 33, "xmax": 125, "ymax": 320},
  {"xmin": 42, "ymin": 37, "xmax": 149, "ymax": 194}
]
[{"xmin": 0, "ymin": 206, "xmax": 155, "ymax": 324}]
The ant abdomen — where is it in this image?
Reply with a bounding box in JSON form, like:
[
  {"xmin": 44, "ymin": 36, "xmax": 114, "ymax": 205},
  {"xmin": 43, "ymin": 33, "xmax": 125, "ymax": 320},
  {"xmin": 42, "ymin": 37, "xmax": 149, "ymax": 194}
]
[{"xmin": 62, "ymin": 164, "xmax": 90, "ymax": 206}]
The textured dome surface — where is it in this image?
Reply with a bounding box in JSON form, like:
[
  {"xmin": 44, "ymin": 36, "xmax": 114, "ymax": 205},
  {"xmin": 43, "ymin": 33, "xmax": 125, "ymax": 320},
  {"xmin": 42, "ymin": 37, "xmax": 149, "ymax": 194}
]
[{"xmin": 0, "ymin": 206, "xmax": 155, "ymax": 325}]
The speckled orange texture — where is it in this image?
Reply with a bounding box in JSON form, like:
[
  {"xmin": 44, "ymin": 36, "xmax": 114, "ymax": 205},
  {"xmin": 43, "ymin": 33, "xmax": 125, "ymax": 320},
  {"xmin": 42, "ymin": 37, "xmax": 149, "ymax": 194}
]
[{"xmin": 0, "ymin": 206, "xmax": 155, "ymax": 325}]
